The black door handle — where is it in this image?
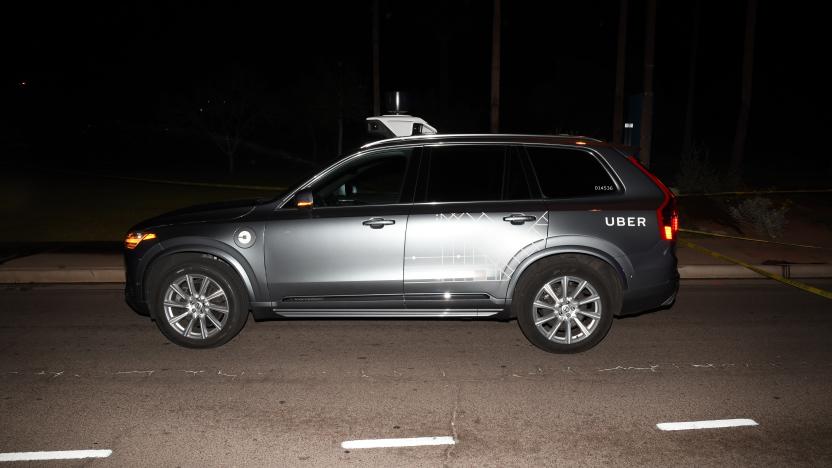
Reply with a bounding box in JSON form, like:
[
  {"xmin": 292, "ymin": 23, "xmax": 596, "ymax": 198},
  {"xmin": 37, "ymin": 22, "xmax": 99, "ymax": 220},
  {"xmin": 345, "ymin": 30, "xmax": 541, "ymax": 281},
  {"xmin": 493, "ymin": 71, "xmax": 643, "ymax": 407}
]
[
  {"xmin": 362, "ymin": 218, "xmax": 396, "ymax": 229},
  {"xmin": 503, "ymin": 214, "xmax": 536, "ymax": 225}
]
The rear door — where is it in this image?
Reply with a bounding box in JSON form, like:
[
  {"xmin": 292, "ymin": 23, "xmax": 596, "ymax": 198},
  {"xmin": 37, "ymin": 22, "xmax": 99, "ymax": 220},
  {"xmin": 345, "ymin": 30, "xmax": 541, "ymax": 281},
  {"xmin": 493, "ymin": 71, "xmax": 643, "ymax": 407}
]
[{"xmin": 403, "ymin": 144, "xmax": 549, "ymax": 315}]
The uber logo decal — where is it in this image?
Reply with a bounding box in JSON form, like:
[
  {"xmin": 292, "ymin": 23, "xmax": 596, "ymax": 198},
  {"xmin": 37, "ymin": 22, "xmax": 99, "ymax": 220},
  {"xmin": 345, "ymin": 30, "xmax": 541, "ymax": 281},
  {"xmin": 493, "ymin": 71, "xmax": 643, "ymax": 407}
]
[
  {"xmin": 233, "ymin": 227, "xmax": 256, "ymax": 248},
  {"xmin": 605, "ymin": 216, "xmax": 647, "ymax": 227}
]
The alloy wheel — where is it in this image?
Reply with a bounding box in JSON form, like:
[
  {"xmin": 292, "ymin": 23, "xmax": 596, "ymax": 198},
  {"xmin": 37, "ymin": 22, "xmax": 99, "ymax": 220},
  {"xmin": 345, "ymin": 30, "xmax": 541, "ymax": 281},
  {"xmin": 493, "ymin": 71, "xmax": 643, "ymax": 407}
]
[
  {"xmin": 163, "ymin": 274, "xmax": 229, "ymax": 339},
  {"xmin": 531, "ymin": 275, "xmax": 602, "ymax": 344}
]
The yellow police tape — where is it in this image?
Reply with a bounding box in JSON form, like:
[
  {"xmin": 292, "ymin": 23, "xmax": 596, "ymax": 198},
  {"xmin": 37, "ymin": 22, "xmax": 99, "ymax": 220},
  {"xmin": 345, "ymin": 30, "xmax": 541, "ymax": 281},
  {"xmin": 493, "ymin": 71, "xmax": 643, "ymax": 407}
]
[
  {"xmin": 680, "ymin": 239, "xmax": 832, "ymax": 300},
  {"xmin": 677, "ymin": 188, "xmax": 832, "ymax": 198},
  {"xmin": 97, "ymin": 174, "xmax": 288, "ymax": 192},
  {"xmin": 679, "ymin": 228, "xmax": 829, "ymax": 250},
  {"xmin": 56, "ymin": 169, "xmax": 288, "ymax": 192}
]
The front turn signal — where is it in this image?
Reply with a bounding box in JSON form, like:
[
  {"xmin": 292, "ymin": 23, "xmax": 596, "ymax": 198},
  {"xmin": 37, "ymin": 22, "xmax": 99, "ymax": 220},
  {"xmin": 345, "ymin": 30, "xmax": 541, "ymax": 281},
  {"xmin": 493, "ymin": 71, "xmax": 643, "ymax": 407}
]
[{"xmin": 124, "ymin": 232, "xmax": 157, "ymax": 250}]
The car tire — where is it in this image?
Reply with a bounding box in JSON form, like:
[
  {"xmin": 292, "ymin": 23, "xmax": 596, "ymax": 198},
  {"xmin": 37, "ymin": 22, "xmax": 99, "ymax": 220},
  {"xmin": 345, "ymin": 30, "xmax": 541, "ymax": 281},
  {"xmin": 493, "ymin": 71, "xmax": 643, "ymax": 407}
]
[
  {"xmin": 514, "ymin": 254, "xmax": 620, "ymax": 354},
  {"xmin": 149, "ymin": 254, "xmax": 249, "ymax": 348}
]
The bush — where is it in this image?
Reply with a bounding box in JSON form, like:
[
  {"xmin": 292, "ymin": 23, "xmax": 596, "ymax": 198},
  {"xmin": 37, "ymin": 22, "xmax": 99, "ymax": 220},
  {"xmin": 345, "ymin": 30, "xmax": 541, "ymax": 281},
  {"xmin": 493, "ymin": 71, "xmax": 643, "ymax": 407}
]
[
  {"xmin": 675, "ymin": 144, "xmax": 736, "ymax": 194},
  {"xmin": 728, "ymin": 197, "xmax": 789, "ymax": 239}
]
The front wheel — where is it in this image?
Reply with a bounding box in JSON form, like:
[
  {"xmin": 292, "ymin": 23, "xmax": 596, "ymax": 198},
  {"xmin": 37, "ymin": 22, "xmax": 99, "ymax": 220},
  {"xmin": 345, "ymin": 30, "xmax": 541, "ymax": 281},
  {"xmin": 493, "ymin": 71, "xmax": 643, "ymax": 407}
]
[
  {"xmin": 514, "ymin": 255, "xmax": 619, "ymax": 353},
  {"xmin": 149, "ymin": 255, "xmax": 248, "ymax": 348}
]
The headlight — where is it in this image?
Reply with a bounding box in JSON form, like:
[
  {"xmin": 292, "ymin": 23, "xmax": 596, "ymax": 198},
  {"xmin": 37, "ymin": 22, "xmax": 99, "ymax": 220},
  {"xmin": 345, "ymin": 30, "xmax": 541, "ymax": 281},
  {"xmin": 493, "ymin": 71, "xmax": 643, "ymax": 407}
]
[{"xmin": 124, "ymin": 232, "xmax": 157, "ymax": 250}]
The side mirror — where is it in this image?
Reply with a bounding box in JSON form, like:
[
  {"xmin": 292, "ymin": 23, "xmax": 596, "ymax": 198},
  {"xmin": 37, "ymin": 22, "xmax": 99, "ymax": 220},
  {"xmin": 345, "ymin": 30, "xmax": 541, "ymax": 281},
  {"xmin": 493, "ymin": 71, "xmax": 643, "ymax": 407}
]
[{"xmin": 295, "ymin": 190, "xmax": 314, "ymax": 209}]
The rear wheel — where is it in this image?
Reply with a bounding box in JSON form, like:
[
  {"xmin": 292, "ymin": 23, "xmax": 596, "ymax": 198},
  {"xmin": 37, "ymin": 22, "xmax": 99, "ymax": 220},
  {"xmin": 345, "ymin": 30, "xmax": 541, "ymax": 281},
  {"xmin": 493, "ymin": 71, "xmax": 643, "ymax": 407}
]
[
  {"xmin": 149, "ymin": 255, "xmax": 248, "ymax": 348},
  {"xmin": 514, "ymin": 255, "xmax": 619, "ymax": 353}
]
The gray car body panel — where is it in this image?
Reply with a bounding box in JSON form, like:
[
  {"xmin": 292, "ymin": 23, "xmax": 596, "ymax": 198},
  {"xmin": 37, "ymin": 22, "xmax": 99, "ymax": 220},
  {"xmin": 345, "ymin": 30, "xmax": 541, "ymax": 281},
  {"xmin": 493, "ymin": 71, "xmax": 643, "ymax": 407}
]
[
  {"xmin": 124, "ymin": 135, "xmax": 678, "ymax": 321},
  {"xmin": 264, "ymin": 205, "xmax": 409, "ymax": 310},
  {"xmin": 403, "ymin": 202, "xmax": 549, "ymax": 314}
]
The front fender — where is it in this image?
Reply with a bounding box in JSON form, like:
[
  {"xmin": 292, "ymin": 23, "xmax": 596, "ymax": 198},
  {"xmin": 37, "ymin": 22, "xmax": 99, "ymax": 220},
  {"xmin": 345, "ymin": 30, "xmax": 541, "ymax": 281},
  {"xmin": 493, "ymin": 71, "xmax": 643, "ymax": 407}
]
[{"xmin": 142, "ymin": 236, "xmax": 263, "ymax": 303}]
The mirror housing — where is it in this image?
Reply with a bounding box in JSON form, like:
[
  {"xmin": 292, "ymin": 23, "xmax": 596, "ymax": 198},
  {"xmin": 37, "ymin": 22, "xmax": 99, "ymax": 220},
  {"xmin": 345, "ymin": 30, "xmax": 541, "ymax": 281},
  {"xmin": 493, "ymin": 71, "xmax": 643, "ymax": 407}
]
[{"xmin": 295, "ymin": 190, "xmax": 314, "ymax": 209}]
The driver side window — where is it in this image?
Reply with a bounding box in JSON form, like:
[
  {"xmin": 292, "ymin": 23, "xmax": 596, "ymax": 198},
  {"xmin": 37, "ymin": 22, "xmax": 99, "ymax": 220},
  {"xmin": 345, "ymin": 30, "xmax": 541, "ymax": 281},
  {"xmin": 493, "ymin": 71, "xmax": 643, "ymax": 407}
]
[{"xmin": 312, "ymin": 149, "xmax": 411, "ymax": 207}]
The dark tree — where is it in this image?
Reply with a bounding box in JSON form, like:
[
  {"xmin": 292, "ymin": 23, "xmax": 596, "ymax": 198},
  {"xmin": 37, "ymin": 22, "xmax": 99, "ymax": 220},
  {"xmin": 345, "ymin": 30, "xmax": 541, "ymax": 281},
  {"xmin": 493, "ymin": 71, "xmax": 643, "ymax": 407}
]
[
  {"xmin": 681, "ymin": 0, "xmax": 700, "ymax": 156},
  {"xmin": 639, "ymin": 0, "xmax": 656, "ymax": 167},
  {"xmin": 372, "ymin": 0, "xmax": 381, "ymax": 116},
  {"xmin": 730, "ymin": 0, "xmax": 757, "ymax": 173},
  {"xmin": 186, "ymin": 69, "xmax": 267, "ymax": 174},
  {"xmin": 490, "ymin": 0, "xmax": 501, "ymax": 133}
]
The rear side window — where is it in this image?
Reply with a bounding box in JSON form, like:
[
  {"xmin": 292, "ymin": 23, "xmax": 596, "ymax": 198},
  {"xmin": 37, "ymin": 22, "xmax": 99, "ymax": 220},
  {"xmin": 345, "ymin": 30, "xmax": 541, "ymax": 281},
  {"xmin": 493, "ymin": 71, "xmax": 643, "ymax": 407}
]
[
  {"xmin": 424, "ymin": 146, "xmax": 505, "ymax": 202},
  {"xmin": 526, "ymin": 146, "xmax": 616, "ymax": 198}
]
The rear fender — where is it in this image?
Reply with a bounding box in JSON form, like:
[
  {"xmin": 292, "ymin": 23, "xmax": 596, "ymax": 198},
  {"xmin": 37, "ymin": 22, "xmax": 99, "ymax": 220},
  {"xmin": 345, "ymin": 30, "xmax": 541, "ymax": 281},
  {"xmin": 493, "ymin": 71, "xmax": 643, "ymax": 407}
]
[{"xmin": 504, "ymin": 236, "xmax": 632, "ymax": 300}]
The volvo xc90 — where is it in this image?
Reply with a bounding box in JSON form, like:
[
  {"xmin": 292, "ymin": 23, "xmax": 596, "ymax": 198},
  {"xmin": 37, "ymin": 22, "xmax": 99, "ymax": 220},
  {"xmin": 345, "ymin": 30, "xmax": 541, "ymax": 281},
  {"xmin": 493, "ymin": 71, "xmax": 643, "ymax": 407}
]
[{"xmin": 124, "ymin": 135, "xmax": 679, "ymax": 353}]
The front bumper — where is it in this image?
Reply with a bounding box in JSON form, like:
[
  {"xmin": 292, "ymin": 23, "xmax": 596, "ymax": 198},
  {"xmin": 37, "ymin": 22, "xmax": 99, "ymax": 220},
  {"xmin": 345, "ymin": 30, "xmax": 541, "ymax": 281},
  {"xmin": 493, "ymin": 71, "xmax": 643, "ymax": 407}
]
[
  {"xmin": 124, "ymin": 281, "xmax": 150, "ymax": 316},
  {"xmin": 123, "ymin": 242, "xmax": 163, "ymax": 317}
]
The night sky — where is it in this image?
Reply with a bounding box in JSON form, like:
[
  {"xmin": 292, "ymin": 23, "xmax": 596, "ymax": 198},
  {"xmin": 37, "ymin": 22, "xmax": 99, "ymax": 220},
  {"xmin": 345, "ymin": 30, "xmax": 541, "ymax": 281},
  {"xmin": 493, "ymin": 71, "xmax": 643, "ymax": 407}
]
[{"xmin": 3, "ymin": 1, "xmax": 828, "ymax": 183}]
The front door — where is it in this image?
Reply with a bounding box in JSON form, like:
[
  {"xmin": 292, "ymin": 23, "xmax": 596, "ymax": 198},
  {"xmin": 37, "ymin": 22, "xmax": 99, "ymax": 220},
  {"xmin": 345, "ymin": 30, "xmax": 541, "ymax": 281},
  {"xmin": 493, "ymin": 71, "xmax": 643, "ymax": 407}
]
[{"xmin": 265, "ymin": 147, "xmax": 417, "ymax": 313}]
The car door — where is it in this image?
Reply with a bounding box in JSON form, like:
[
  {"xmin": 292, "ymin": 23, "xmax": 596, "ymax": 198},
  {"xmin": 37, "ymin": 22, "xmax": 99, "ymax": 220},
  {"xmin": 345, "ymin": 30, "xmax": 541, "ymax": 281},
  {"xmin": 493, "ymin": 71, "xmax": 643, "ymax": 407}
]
[
  {"xmin": 403, "ymin": 144, "xmax": 549, "ymax": 315},
  {"xmin": 264, "ymin": 147, "xmax": 418, "ymax": 314}
]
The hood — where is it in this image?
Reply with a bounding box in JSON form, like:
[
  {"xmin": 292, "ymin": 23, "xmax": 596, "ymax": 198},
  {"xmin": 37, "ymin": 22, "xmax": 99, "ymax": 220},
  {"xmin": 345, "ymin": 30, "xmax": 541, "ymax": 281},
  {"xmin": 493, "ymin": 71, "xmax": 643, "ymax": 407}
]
[{"xmin": 130, "ymin": 198, "xmax": 261, "ymax": 231}]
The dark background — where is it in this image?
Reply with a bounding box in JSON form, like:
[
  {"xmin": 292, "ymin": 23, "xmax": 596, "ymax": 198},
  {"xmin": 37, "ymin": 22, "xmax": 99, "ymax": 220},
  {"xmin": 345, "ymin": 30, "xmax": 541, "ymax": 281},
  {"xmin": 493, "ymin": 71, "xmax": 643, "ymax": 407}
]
[{"xmin": 2, "ymin": 1, "xmax": 828, "ymax": 186}]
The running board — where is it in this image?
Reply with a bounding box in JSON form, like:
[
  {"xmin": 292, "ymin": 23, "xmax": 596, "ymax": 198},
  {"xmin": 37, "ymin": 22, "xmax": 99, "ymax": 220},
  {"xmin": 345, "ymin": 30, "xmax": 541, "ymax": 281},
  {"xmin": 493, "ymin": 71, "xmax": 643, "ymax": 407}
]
[{"xmin": 273, "ymin": 309, "xmax": 502, "ymax": 318}]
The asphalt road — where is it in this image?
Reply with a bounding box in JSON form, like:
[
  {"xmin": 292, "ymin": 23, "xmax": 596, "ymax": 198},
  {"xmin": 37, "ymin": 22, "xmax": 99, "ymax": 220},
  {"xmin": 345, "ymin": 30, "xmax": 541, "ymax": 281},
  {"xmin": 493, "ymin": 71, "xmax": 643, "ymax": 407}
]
[{"xmin": 1, "ymin": 280, "xmax": 831, "ymax": 467}]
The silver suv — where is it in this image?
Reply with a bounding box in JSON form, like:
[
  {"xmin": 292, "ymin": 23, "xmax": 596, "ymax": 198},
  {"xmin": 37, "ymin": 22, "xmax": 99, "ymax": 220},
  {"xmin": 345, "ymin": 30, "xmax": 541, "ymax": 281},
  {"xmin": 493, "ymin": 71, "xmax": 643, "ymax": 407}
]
[{"xmin": 124, "ymin": 134, "xmax": 679, "ymax": 353}]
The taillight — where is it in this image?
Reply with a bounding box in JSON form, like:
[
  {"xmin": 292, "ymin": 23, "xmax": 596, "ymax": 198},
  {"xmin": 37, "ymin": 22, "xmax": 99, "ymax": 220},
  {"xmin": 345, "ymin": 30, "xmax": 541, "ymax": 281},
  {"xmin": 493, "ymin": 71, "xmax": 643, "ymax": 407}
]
[
  {"xmin": 661, "ymin": 200, "xmax": 679, "ymax": 240},
  {"xmin": 670, "ymin": 207, "xmax": 679, "ymax": 237},
  {"xmin": 627, "ymin": 156, "xmax": 678, "ymax": 241}
]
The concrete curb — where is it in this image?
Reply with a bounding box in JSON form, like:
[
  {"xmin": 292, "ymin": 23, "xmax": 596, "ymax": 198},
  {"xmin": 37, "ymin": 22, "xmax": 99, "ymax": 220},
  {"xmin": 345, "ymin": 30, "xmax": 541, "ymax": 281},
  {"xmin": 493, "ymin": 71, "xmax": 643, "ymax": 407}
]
[
  {"xmin": 678, "ymin": 263, "xmax": 832, "ymax": 279},
  {"xmin": 0, "ymin": 267, "xmax": 125, "ymax": 284},
  {"xmin": 0, "ymin": 264, "xmax": 830, "ymax": 284}
]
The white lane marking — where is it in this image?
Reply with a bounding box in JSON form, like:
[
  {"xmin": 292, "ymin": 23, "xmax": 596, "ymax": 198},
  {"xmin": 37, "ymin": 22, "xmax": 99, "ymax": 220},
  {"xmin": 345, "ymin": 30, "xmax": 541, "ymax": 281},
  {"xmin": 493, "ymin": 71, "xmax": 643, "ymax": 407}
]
[
  {"xmin": 341, "ymin": 436, "xmax": 455, "ymax": 449},
  {"xmin": 0, "ymin": 449, "xmax": 112, "ymax": 462},
  {"xmin": 657, "ymin": 418, "xmax": 759, "ymax": 431}
]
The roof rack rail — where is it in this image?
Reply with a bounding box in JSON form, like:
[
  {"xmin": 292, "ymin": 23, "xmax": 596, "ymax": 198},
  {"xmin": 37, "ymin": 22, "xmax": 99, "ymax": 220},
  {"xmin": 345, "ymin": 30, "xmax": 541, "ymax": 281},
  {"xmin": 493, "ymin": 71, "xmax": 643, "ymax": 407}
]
[
  {"xmin": 360, "ymin": 133, "xmax": 604, "ymax": 149},
  {"xmin": 552, "ymin": 134, "xmax": 604, "ymax": 142}
]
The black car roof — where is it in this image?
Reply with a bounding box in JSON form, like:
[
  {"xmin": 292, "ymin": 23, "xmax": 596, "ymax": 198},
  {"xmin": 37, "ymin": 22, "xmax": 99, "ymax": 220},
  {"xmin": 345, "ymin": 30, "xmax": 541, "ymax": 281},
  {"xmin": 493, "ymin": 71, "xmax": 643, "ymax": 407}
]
[{"xmin": 360, "ymin": 134, "xmax": 617, "ymax": 150}]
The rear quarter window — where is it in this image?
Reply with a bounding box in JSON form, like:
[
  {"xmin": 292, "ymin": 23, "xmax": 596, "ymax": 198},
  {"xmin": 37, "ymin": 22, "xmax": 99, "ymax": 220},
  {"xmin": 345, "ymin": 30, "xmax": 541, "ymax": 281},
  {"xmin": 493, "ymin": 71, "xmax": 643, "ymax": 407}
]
[{"xmin": 526, "ymin": 146, "xmax": 617, "ymax": 198}]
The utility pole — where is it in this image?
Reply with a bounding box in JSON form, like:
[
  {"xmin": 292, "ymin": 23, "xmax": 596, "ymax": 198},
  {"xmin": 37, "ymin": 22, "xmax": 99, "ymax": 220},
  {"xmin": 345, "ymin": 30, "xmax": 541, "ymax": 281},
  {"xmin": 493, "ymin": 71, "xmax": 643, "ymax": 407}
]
[
  {"xmin": 612, "ymin": 0, "xmax": 628, "ymax": 144},
  {"xmin": 372, "ymin": 0, "xmax": 381, "ymax": 116},
  {"xmin": 730, "ymin": 0, "xmax": 757, "ymax": 173},
  {"xmin": 489, "ymin": 0, "xmax": 501, "ymax": 133},
  {"xmin": 639, "ymin": 0, "xmax": 656, "ymax": 167}
]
